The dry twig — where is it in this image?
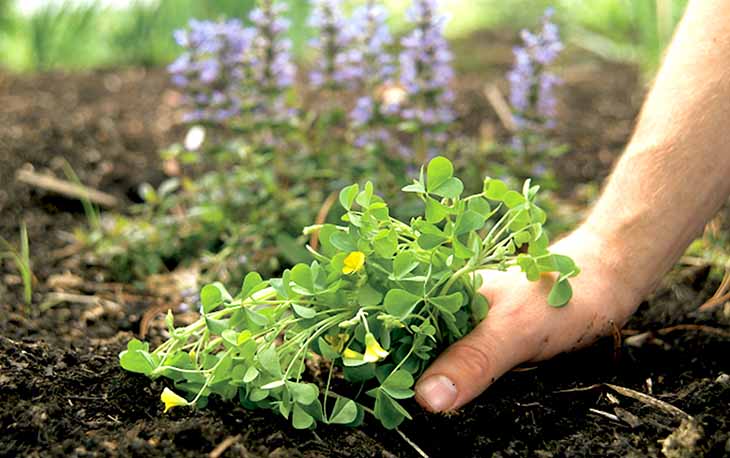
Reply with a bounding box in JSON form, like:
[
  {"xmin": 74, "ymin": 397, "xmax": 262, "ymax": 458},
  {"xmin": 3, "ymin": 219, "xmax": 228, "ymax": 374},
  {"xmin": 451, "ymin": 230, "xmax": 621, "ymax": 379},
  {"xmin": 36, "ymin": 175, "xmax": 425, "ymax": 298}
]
[
  {"xmin": 396, "ymin": 428, "xmax": 430, "ymax": 458},
  {"xmin": 483, "ymin": 84, "xmax": 518, "ymax": 132},
  {"xmin": 698, "ymin": 267, "xmax": 730, "ymax": 311},
  {"xmin": 16, "ymin": 168, "xmax": 119, "ymax": 208},
  {"xmin": 209, "ymin": 435, "xmax": 241, "ymax": 458},
  {"xmin": 605, "ymin": 383, "xmax": 691, "ymax": 420}
]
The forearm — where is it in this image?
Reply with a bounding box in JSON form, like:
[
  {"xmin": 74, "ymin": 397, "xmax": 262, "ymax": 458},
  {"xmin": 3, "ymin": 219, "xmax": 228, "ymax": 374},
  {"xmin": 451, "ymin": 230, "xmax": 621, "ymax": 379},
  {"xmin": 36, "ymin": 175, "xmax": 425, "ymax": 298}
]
[{"xmin": 582, "ymin": 0, "xmax": 730, "ymax": 301}]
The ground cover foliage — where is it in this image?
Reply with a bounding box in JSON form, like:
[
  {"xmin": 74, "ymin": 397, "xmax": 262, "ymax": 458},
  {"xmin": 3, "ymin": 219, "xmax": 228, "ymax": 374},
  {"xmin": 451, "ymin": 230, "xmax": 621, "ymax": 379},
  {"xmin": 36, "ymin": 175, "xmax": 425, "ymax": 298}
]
[{"xmin": 121, "ymin": 155, "xmax": 579, "ymax": 429}]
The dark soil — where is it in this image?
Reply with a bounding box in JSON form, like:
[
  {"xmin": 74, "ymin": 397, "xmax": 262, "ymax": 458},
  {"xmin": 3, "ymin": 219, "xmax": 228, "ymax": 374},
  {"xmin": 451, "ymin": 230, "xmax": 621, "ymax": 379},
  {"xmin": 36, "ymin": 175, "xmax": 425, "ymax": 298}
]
[{"xmin": 2, "ymin": 40, "xmax": 729, "ymax": 457}]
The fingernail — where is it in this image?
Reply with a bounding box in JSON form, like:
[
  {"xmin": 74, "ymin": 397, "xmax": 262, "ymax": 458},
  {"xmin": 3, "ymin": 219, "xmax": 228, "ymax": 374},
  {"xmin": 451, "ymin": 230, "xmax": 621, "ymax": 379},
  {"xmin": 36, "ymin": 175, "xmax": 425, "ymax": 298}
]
[{"xmin": 416, "ymin": 375, "xmax": 457, "ymax": 412}]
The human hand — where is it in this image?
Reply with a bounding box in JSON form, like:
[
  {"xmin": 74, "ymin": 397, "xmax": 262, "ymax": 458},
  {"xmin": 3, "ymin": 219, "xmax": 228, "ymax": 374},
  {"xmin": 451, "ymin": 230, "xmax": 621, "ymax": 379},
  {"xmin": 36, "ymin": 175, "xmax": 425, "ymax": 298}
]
[{"xmin": 414, "ymin": 227, "xmax": 643, "ymax": 412}]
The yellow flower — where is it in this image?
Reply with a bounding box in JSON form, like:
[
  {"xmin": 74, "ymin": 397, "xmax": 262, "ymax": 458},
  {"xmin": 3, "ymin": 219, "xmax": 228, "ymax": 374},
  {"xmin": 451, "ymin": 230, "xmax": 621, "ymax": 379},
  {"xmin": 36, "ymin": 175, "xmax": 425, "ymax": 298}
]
[
  {"xmin": 161, "ymin": 387, "xmax": 189, "ymax": 413},
  {"xmin": 324, "ymin": 333, "xmax": 349, "ymax": 353},
  {"xmin": 343, "ymin": 348, "xmax": 364, "ymax": 360},
  {"xmin": 342, "ymin": 251, "xmax": 365, "ymax": 275},
  {"xmin": 364, "ymin": 332, "xmax": 389, "ymax": 363}
]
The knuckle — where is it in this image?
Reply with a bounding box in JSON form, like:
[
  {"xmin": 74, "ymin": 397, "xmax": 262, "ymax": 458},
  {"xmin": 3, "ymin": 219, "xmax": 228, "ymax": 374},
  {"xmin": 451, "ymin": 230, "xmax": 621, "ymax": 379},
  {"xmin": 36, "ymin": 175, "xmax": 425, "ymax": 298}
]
[{"xmin": 448, "ymin": 333, "xmax": 499, "ymax": 382}]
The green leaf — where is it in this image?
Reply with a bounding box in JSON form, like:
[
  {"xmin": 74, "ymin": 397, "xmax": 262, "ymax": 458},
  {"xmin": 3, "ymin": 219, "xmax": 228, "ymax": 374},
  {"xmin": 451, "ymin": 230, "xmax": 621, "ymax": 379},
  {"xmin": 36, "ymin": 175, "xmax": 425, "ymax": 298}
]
[
  {"xmin": 417, "ymin": 233, "xmax": 447, "ymax": 250},
  {"xmin": 240, "ymin": 272, "xmax": 265, "ymax": 300},
  {"xmin": 258, "ymin": 347, "xmax": 282, "ymax": 377},
  {"xmin": 455, "ymin": 210, "xmax": 486, "ymax": 235},
  {"xmin": 382, "ymin": 370, "xmax": 415, "ymax": 399},
  {"xmin": 243, "ymin": 366, "xmax": 259, "ymax": 383},
  {"xmin": 471, "ymin": 294, "xmax": 489, "ymax": 322},
  {"xmin": 358, "ymin": 284, "xmax": 383, "ymax": 306},
  {"xmin": 329, "ymin": 397, "xmax": 358, "ymax": 424},
  {"xmin": 330, "ymin": 231, "xmax": 357, "ymax": 252},
  {"xmin": 431, "ymin": 177, "xmax": 464, "ymax": 199},
  {"xmin": 484, "ymin": 178, "xmax": 508, "ymax": 200},
  {"xmin": 393, "ymin": 251, "xmax": 419, "ymax": 280},
  {"xmin": 119, "ymin": 339, "xmax": 156, "ymax": 375},
  {"xmin": 205, "ymin": 317, "xmax": 229, "ymax": 335},
  {"xmin": 503, "ymin": 190, "xmax": 527, "ymax": 208},
  {"xmin": 374, "ymin": 390, "xmax": 411, "ymax": 430},
  {"xmin": 384, "ymin": 289, "xmax": 422, "ymax": 319},
  {"xmin": 292, "ymin": 404, "xmax": 315, "ymax": 429},
  {"xmin": 261, "ymin": 380, "xmax": 285, "ymax": 390},
  {"xmin": 245, "ymin": 308, "xmax": 268, "ymax": 327},
  {"xmin": 287, "ymin": 382, "xmax": 319, "ymax": 405},
  {"xmin": 402, "ymin": 180, "xmax": 425, "ymax": 193},
  {"xmin": 468, "ymin": 196, "xmax": 491, "ymax": 216},
  {"xmin": 221, "ymin": 329, "xmax": 239, "ymax": 348},
  {"xmin": 200, "ymin": 282, "xmax": 232, "ymax": 313},
  {"xmin": 373, "ymin": 230, "xmax": 397, "ymax": 258},
  {"xmin": 430, "ymin": 292, "xmax": 464, "ymax": 314},
  {"xmin": 426, "ymin": 156, "xmax": 453, "ymax": 192},
  {"xmin": 554, "ymin": 254, "xmax": 580, "ymax": 280},
  {"xmin": 317, "ymin": 337, "xmax": 341, "ymax": 360},
  {"xmin": 425, "ymin": 198, "xmax": 448, "ymax": 223},
  {"xmin": 292, "ymin": 303, "xmax": 316, "ymax": 318},
  {"xmin": 343, "ymin": 363, "xmax": 376, "ymax": 382},
  {"xmin": 516, "ymin": 254, "xmax": 540, "ymax": 281},
  {"xmin": 548, "ymin": 279, "xmax": 573, "ymax": 307},
  {"xmin": 355, "ymin": 181, "xmax": 374, "ymax": 207},
  {"xmin": 249, "ymin": 388, "xmax": 268, "ymax": 402},
  {"xmin": 339, "ymin": 184, "xmax": 359, "ymax": 211},
  {"xmin": 452, "ymin": 237, "xmax": 475, "ymax": 259},
  {"xmin": 290, "ymin": 263, "xmax": 314, "ymax": 292},
  {"xmin": 514, "ymin": 230, "xmax": 532, "ymax": 247}
]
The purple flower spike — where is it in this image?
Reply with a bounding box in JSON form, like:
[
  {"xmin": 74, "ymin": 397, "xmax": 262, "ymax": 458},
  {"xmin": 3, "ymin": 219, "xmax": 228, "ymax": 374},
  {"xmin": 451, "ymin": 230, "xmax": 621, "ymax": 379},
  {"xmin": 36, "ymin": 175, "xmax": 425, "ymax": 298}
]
[
  {"xmin": 248, "ymin": 0, "xmax": 296, "ymax": 94},
  {"xmin": 246, "ymin": 0, "xmax": 297, "ymax": 124},
  {"xmin": 398, "ymin": 0, "xmax": 455, "ymax": 133},
  {"xmin": 508, "ymin": 7, "xmax": 563, "ymax": 137},
  {"xmin": 309, "ymin": 0, "xmax": 360, "ymax": 89},
  {"xmin": 349, "ymin": 2, "xmax": 395, "ymax": 89},
  {"xmin": 169, "ymin": 19, "xmax": 255, "ymax": 123},
  {"xmin": 347, "ymin": 0, "xmax": 399, "ymax": 146}
]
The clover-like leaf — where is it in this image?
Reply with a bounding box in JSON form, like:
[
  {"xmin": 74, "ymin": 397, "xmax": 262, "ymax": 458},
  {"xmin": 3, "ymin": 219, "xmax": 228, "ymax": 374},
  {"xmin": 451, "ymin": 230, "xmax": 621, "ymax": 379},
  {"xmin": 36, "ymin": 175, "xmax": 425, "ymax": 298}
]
[
  {"xmin": 382, "ymin": 370, "xmax": 415, "ymax": 399},
  {"xmin": 548, "ymin": 279, "xmax": 573, "ymax": 307},
  {"xmin": 240, "ymin": 272, "xmax": 266, "ymax": 300},
  {"xmin": 290, "ymin": 263, "xmax": 314, "ymax": 293},
  {"xmin": 484, "ymin": 178, "xmax": 509, "ymax": 200},
  {"xmin": 328, "ymin": 397, "xmax": 359, "ymax": 424},
  {"xmin": 292, "ymin": 404, "xmax": 315, "ymax": 429},
  {"xmin": 374, "ymin": 390, "xmax": 411, "ymax": 430},
  {"xmin": 258, "ymin": 347, "xmax": 282, "ymax": 377},
  {"xmin": 430, "ymin": 292, "xmax": 464, "ymax": 314},
  {"xmin": 455, "ymin": 210, "xmax": 486, "ymax": 235},
  {"xmin": 426, "ymin": 156, "xmax": 453, "ymax": 192},
  {"xmin": 292, "ymin": 303, "xmax": 316, "ymax": 318},
  {"xmin": 287, "ymin": 382, "xmax": 319, "ymax": 405},
  {"xmin": 119, "ymin": 339, "xmax": 157, "ymax": 375},
  {"xmin": 339, "ymin": 183, "xmax": 359, "ymax": 211},
  {"xmin": 392, "ymin": 251, "xmax": 419, "ymax": 280},
  {"xmin": 384, "ymin": 289, "xmax": 422, "ymax": 320},
  {"xmin": 200, "ymin": 282, "xmax": 232, "ymax": 313}
]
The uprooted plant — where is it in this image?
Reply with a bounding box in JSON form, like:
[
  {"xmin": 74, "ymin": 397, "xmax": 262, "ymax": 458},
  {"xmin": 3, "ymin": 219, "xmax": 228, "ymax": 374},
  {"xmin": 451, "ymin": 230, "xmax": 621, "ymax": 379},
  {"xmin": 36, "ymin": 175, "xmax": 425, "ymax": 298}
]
[{"xmin": 120, "ymin": 156, "xmax": 579, "ymax": 430}]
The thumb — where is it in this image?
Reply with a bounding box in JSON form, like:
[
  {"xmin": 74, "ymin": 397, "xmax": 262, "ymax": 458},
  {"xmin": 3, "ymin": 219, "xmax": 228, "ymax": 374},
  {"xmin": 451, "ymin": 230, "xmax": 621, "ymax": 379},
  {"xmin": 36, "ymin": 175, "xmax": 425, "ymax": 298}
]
[
  {"xmin": 414, "ymin": 313, "xmax": 536, "ymax": 412},
  {"xmin": 414, "ymin": 274, "xmax": 548, "ymax": 412}
]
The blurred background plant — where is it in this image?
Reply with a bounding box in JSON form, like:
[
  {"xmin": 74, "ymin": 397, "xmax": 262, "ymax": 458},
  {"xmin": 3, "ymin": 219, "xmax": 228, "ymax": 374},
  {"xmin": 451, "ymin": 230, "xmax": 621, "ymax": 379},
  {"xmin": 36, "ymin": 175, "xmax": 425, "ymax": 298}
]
[{"xmin": 0, "ymin": 0, "xmax": 687, "ymax": 77}]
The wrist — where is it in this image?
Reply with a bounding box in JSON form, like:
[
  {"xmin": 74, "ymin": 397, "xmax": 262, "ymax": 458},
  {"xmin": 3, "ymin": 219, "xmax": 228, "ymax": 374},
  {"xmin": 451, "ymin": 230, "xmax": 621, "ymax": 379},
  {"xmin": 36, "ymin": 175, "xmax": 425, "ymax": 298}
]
[{"xmin": 551, "ymin": 225, "xmax": 643, "ymax": 323}]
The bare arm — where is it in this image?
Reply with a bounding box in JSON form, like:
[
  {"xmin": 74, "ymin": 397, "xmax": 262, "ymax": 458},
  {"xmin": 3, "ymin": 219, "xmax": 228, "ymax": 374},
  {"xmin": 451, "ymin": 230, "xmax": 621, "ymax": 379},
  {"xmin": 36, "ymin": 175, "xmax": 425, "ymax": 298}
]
[
  {"xmin": 415, "ymin": 0, "xmax": 730, "ymax": 413},
  {"xmin": 587, "ymin": 0, "xmax": 730, "ymax": 303}
]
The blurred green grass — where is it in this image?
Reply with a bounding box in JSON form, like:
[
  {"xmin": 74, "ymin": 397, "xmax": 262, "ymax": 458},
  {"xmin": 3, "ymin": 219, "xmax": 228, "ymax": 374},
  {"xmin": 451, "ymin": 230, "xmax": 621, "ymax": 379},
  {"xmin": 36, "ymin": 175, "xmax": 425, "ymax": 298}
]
[{"xmin": 0, "ymin": 0, "xmax": 687, "ymax": 75}]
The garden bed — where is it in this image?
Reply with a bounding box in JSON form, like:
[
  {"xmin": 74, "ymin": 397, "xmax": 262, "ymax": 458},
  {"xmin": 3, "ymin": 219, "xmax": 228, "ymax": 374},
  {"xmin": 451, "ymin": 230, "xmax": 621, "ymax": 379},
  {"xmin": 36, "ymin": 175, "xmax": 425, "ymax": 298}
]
[{"xmin": 1, "ymin": 43, "xmax": 729, "ymax": 457}]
